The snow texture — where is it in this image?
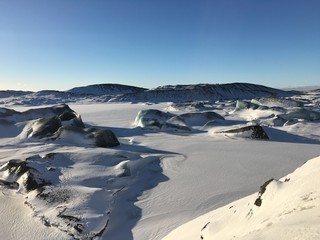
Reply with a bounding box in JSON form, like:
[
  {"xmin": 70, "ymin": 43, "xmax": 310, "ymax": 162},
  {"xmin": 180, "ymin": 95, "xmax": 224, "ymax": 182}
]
[{"xmin": 0, "ymin": 83, "xmax": 319, "ymax": 240}]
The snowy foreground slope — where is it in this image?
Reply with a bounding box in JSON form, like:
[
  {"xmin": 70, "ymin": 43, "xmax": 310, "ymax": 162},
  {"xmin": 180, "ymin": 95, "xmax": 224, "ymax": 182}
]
[
  {"xmin": 0, "ymin": 87, "xmax": 319, "ymax": 240},
  {"xmin": 164, "ymin": 155, "xmax": 320, "ymax": 240}
]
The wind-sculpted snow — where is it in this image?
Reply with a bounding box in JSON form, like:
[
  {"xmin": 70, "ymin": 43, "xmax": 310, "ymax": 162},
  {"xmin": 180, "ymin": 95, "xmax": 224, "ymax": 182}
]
[{"xmin": 0, "ymin": 150, "xmax": 167, "ymax": 239}]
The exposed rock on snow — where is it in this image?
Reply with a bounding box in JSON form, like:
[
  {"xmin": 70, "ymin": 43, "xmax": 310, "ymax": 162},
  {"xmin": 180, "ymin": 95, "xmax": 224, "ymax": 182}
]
[
  {"xmin": 217, "ymin": 125, "xmax": 269, "ymax": 140},
  {"xmin": 134, "ymin": 109, "xmax": 224, "ymax": 131},
  {"xmin": 0, "ymin": 149, "xmax": 167, "ymax": 239},
  {"xmin": 0, "ymin": 104, "xmax": 120, "ymax": 148},
  {"xmin": 234, "ymin": 100, "xmax": 260, "ymax": 111},
  {"xmin": 0, "ymin": 156, "xmax": 54, "ymax": 192},
  {"xmin": 30, "ymin": 116, "xmax": 62, "ymax": 138},
  {"xmin": 0, "ymin": 104, "xmax": 78, "ymax": 122},
  {"xmin": 134, "ymin": 109, "xmax": 175, "ymax": 130},
  {"xmin": 55, "ymin": 126, "xmax": 120, "ymax": 147}
]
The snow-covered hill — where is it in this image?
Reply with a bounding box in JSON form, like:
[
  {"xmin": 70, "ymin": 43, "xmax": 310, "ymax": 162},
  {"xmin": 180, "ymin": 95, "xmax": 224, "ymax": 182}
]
[
  {"xmin": 111, "ymin": 83, "xmax": 296, "ymax": 103},
  {"xmin": 67, "ymin": 83, "xmax": 147, "ymax": 96},
  {"xmin": 0, "ymin": 82, "xmax": 296, "ymax": 106},
  {"xmin": 0, "ymin": 90, "xmax": 33, "ymax": 98},
  {"xmin": 164, "ymin": 155, "xmax": 320, "ymax": 240}
]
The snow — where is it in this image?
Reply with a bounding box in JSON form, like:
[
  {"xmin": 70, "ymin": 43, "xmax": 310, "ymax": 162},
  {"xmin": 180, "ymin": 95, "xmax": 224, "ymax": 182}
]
[
  {"xmin": 164, "ymin": 156, "xmax": 320, "ymax": 240},
  {"xmin": 0, "ymin": 86, "xmax": 319, "ymax": 240}
]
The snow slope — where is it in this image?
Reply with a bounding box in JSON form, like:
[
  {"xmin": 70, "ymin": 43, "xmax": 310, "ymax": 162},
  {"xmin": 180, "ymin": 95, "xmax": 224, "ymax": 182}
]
[{"xmin": 163, "ymin": 155, "xmax": 320, "ymax": 240}]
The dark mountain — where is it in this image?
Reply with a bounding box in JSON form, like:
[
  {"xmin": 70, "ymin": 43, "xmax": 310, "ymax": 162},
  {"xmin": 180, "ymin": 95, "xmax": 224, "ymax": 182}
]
[
  {"xmin": 110, "ymin": 83, "xmax": 295, "ymax": 103},
  {"xmin": 67, "ymin": 83, "xmax": 147, "ymax": 96},
  {"xmin": 0, "ymin": 90, "xmax": 33, "ymax": 98}
]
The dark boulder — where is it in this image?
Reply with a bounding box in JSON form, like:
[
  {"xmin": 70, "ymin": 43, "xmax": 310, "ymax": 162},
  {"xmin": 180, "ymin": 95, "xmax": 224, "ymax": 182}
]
[
  {"xmin": 218, "ymin": 125, "xmax": 269, "ymax": 140},
  {"xmin": 0, "ymin": 158, "xmax": 51, "ymax": 192},
  {"xmin": 55, "ymin": 126, "xmax": 120, "ymax": 148},
  {"xmin": 31, "ymin": 116, "xmax": 62, "ymax": 138},
  {"xmin": 94, "ymin": 129, "xmax": 120, "ymax": 147}
]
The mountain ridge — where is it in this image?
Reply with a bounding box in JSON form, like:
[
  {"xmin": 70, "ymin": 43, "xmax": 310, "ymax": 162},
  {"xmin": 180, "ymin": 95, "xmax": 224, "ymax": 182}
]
[{"xmin": 0, "ymin": 82, "xmax": 297, "ymax": 105}]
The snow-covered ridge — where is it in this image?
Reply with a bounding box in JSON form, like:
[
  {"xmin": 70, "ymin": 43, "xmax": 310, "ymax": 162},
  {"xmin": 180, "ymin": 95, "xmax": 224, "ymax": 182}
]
[
  {"xmin": 111, "ymin": 83, "xmax": 296, "ymax": 103},
  {"xmin": 164, "ymin": 155, "xmax": 320, "ymax": 240},
  {"xmin": 0, "ymin": 90, "xmax": 33, "ymax": 98},
  {"xmin": 67, "ymin": 83, "xmax": 147, "ymax": 96},
  {"xmin": 0, "ymin": 82, "xmax": 295, "ymax": 106}
]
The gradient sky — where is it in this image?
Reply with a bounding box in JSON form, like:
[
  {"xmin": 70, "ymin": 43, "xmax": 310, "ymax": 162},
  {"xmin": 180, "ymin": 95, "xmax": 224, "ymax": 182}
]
[{"xmin": 1, "ymin": 0, "xmax": 319, "ymax": 91}]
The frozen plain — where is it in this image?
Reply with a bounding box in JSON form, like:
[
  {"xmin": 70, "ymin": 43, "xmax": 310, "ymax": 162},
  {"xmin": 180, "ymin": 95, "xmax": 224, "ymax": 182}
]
[{"xmin": 0, "ymin": 92, "xmax": 319, "ymax": 239}]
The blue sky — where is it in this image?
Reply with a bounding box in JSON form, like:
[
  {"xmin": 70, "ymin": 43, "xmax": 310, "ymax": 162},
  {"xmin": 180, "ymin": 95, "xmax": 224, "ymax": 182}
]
[{"xmin": 1, "ymin": 0, "xmax": 319, "ymax": 91}]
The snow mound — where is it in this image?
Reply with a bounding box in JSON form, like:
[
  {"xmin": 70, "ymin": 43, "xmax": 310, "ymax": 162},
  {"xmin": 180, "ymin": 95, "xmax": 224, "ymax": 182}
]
[
  {"xmin": 168, "ymin": 111, "xmax": 225, "ymax": 127},
  {"xmin": 164, "ymin": 155, "xmax": 320, "ymax": 240},
  {"xmin": 133, "ymin": 109, "xmax": 190, "ymax": 131},
  {"xmin": 134, "ymin": 109, "xmax": 174, "ymax": 129}
]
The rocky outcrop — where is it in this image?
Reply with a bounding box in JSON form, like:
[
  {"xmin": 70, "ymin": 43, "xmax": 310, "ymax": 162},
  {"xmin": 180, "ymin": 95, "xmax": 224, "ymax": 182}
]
[
  {"xmin": 218, "ymin": 125, "xmax": 269, "ymax": 140},
  {"xmin": 54, "ymin": 126, "xmax": 120, "ymax": 147}
]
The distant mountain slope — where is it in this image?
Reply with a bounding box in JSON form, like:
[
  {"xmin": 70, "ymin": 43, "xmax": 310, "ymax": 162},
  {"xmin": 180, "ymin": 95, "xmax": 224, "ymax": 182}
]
[
  {"xmin": 110, "ymin": 83, "xmax": 295, "ymax": 103},
  {"xmin": 0, "ymin": 83, "xmax": 296, "ymax": 106},
  {"xmin": 0, "ymin": 90, "xmax": 33, "ymax": 98},
  {"xmin": 67, "ymin": 83, "xmax": 147, "ymax": 96}
]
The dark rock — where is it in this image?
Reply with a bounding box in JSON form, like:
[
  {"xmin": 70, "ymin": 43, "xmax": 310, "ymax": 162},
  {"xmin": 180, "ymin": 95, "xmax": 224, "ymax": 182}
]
[
  {"xmin": 219, "ymin": 125, "xmax": 269, "ymax": 140},
  {"xmin": 94, "ymin": 129, "xmax": 120, "ymax": 147},
  {"xmin": 0, "ymin": 159, "xmax": 51, "ymax": 192},
  {"xmin": 254, "ymin": 178, "xmax": 274, "ymax": 207},
  {"xmin": 59, "ymin": 111, "xmax": 78, "ymax": 121},
  {"xmin": 31, "ymin": 116, "xmax": 62, "ymax": 138},
  {"xmin": 55, "ymin": 126, "xmax": 120, "ymax": 148},
  {"xmin": 134, "ymin": 109, "xmax": 174, "ymax": 129}
]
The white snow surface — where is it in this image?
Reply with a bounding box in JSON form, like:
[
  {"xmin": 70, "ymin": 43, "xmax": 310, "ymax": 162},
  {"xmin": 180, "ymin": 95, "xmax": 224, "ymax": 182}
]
[
  {"xmin": 164, "ymin": 155, "xmax": 320, "ymax": 240},
  {"xmin": 0, "ymin": 89, "xmax": 319, "ymax": 240}
]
